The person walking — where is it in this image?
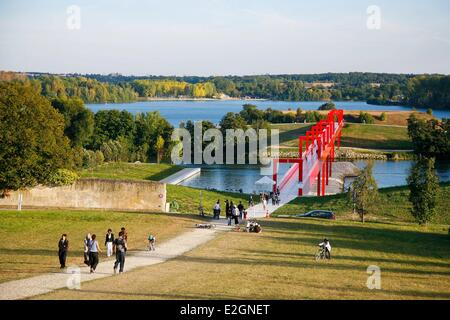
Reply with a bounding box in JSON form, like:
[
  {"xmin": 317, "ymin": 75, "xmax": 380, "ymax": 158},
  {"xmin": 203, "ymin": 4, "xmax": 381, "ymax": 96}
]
[
  {"xmin": 113, "ymin": 231, "xmax": 128, "ymax": 274},
  {"xmin": 89, "ymin": 234, "xmax": 101, "ymax": 273},
  {"xmin": 83, "ymin": 233, "xmax": 91, "ymax": 266},
  {"xmin": 58, "ymin": 234, "xmax": 69, "ymax": 269},
  {"xmin": 228, "ymin": 201, "xmax": 233, "ymax": 226},
  {"xmin": 232, "ymin": 204, "xmax": 239, "ymax": 225},
  {"xmin": 105, "ymin": 229, "xmax": 114, "ymax": 257},
  {"xmin": 237, "ymin": 201, "xmax": 244, "ymax": 219},
  {"xmin": 248, "ymin": 195, "xmax": 254, "ymax": 207},
  {"xmin": 148, "ymin": 234, "xmax": 156, "ymax": 251},
  {"xmin": 121, "ymin": 227, "xmax": 128, "ymax": 242},
  {"xmin": 213, "ymin": 200, "xmax": 221, "ymax": 220},
  {"xmin": 225, "ymin": 200, "xmax": 231, "ymax": 226}
]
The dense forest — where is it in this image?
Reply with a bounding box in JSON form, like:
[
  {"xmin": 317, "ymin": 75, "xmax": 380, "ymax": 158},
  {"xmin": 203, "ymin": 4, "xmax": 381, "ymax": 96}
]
[{"xmin": 1, "ymin": 71, "xmax": 449, "ymax": 109}]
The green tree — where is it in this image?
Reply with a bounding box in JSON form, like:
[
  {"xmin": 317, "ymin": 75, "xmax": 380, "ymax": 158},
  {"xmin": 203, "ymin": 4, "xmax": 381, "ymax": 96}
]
[
  {"xmin": 0, "ymin": 82, "xmax": 73, "ymax": 194},
  {"xmin": 318, "ymin": 102, "xmax": 336, "ymax": 110},
  {"xmin": 155, "ymin": 136, "xmax": 165, "ymax": 164},
  {"xmin": 51, "ymin": 97, "xmax": 94, "ymax": 147},
  {"xmin": 348, "ymin": 161, "xmax": 379, "ymax": 222},
  {"xmin": 407, "ymin": 157, "xmax": 439, "ymax": 225},
  {"xmin": 90, "ymin": 110, "xmax": 135, "ymax": 149},
  {"xmin": 407, "ymin": 115, "xmax": 450, "ymax": 159},
  {"xmin": 359, "ymin": 111, "xmax": 375, "ymax": 124}
]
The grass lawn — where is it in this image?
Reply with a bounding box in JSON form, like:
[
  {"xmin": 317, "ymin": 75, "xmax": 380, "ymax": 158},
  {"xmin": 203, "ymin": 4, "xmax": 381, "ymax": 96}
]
[
  {"xmin": 34, "ymin": 217, "xmax": 450, "ymax": 300},
  {"xmin": 0, "ymin": 210, "xmax": 204, "ymax": 283},
  {"xmin": 272, "ymin": 123, "xmax": 412, "ymax": 150},
  {"xmin": 340, "ymin": 123, "xmax": 412, "ymax": 150},
  {"xmin": 167, "ymin": 184, "xmax": 254, "ymax": 216},
  {"xmin": 80, "ymin": 162, "xmax": 182, "ymax": 181},
  {"xmin": 273, "ymin": 182, "xmax": 450, "ymax": 225},
  {"xmin": 283, "ymin": 110, "xmax": 434, "ymax": 126}
]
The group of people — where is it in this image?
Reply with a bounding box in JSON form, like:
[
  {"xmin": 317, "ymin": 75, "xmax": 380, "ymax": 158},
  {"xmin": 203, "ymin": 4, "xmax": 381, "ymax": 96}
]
[
  {"xmin": 260, "ymin": 187, "xmax": 281, "ymax": 211},
  {"xmin": 58, "ymin": 226, "xmax": 151, "ymax": 275},
  {"xmin": 212, "ymin": 199, "xmax": 247, "ymax": 226},
  {"xmin": 82, "ymin": 227, "xmax": 128, "ymax": 274}
]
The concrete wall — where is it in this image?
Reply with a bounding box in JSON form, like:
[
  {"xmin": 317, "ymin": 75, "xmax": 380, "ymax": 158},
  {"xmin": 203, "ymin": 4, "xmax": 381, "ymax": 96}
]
[{"xmin": 0, "ymin": 178, "xmax": 167, "ymax": 212}]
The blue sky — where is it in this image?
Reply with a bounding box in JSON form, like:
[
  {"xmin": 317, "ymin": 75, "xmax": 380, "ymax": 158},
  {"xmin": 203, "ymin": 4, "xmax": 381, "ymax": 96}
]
[{"xmin": 0, "ymin": 0, "xmax": 449, "ymax": 75}]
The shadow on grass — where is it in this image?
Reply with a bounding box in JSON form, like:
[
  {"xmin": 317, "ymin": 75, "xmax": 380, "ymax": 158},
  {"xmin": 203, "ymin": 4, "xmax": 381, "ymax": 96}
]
[
  {"xmin": 41, "ymin": 288, "xmax": 242, "ymax": 300},
  {"xmin": 241, "ymin": 249, "xmax": 450, "ymax": 269},
  {"xmin": 258, "ymin": 219, "xmax": 450, "ymax": 260},
  {"xmin": 146, "ymin": 166, "xmax": 182, "ymax": 181},
  {"xmin": 0, "ymin": 248, "xmax": 86, "ymax": 256}
]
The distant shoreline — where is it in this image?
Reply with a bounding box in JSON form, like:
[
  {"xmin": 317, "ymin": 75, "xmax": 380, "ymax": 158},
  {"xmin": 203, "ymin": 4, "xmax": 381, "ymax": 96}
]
[{"xmin": 137, "ymin": 97, "xmax": 268, "ymax": 102}]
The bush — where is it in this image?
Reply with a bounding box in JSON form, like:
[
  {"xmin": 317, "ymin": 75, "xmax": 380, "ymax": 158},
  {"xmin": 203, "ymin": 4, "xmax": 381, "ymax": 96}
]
[
  {"xmin": 47, "ymin": 169, "xmax": 79, "ymax": 187},
  {"xmin": 82, "ymin": 149, "xmax": 104, "ymax": 168},
  {"xmin": 380, "ymin": 112, "xmax": 387, "ymax": 121},
  {"xmin": 427, "ymin": 108, "xmax": 433, "ymax": 115},
  {"xmin": 359, "ymin": 112, "xmax": 375, "ymax": 124},
  {"xmin": 318, "ymin": 102, "xmax": 336, "ymax": 111},
  {"xmin": 170, "ymin": 200, "xmax": 180, "ymax": 212}
]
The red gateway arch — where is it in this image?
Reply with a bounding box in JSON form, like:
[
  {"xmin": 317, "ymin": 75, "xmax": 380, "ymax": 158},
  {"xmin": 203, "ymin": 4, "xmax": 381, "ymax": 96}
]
[{"xmin": 272, "ymin": 109, "xmax": 344, "ymax": 197}]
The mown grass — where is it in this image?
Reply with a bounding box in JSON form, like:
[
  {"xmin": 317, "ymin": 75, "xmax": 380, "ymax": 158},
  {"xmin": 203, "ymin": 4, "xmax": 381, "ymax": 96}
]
[
  {"xmin": 166, "ymin": 185, "xmax": 254, "ymax": 216},
  {"xmin": 0, "ymin": 210, "xmax": 204, "ymax": 283},
  {"xmin": 81, "ymin": 162, "xmax": 182, "ymax": 181},
  {"xmin": 35, "ymin": 217, "xmax": 450, "ymax": 300},
  {"xmin": 273, "ymin": 182, "xmax": 450, "ymax": 225},
  {"xmin": 272, "ymin": 123, "xmax": 412, "ymax": 150},
  {"xmin": 340, "ymin": 123, "xmax": 412, "ymax": 150}
]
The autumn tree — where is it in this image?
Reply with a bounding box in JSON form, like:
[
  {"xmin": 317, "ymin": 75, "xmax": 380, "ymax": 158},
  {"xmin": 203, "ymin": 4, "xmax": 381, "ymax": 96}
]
[{"xmin": 0, "ymin": 82, "xmax": 73, "ymax": 194}]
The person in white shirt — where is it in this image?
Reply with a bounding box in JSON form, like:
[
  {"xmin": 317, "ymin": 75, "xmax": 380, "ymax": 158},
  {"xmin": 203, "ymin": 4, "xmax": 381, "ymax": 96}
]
[
  {"xmin": 213, "ymin": 201, "xmax": 221, "ymax": 220},
  {"xmin": 318, "ymin": 238, "xmax": 332, "ymax": 259}
]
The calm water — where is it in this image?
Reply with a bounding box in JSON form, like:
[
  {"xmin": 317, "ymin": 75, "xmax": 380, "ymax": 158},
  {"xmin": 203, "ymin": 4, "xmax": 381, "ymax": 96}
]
[
  {"xmin": 179, "ymin": 160, "xmax": 450, "ymax": 193},
  {"xmin": 86, "ymin": 100, "xmax": 450, "ymax": 126}
]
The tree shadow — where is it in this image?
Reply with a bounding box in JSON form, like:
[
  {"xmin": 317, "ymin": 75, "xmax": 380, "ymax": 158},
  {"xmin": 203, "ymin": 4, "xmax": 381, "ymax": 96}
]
[{"xmin": 258, "ymin": 219, "xmax": 450, "ymax": 260}]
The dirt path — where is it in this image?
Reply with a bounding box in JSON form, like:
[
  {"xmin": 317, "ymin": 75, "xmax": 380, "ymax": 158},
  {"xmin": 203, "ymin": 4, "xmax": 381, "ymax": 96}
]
[{"xmin": 0, "ymin": 221, "xmax": 232, "ymax": 300}]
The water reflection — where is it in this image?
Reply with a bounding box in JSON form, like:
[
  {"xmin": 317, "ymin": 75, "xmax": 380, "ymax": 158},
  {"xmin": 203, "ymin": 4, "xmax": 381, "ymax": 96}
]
[{"xmin": 180, "ymin": 161, "xmax": 450, "ymax": 193}]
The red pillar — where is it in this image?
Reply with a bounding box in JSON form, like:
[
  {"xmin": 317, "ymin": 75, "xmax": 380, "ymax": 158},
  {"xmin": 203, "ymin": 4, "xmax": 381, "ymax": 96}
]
[
  {"xmin": 298, "ymin": 159, "xmax": 303, "ymax": 196},
  {"xmin": 325, "ymin": 157, "xmax": 329, "ymax": 185},
  {"xmin": 317, "ymin": 171, "xmax": 321, "ymax": 196},
  {"xmin": 322, "ymin": 162, "xmax": 326, "ymax": 196}
]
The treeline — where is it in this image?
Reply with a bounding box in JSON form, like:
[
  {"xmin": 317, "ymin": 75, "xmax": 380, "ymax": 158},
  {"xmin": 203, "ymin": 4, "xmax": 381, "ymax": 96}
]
[
  {"xmin": 54, "ymin": 100, "xmax": 174, "ymax": 166},
  {"xmin": 2, "ymin": 72, "xmax": 449, "ymax": 109},
  {"xmin": 3, "ymin": 75, "xmax": 138, "ymax": 103},
  {"xmin": 131, "ymin": 80, "xmax": 216, "ymax": 98}
]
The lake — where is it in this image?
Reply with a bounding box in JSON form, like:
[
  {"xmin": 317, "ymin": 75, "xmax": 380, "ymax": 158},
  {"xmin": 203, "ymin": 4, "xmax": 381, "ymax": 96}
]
[
  {"xmin": 86, "ymin": 100, "xmax": 450, "ymax": 126},
  {"xmin": 179, "ymin": 160, "xmax": 450, "ymax": 194}
]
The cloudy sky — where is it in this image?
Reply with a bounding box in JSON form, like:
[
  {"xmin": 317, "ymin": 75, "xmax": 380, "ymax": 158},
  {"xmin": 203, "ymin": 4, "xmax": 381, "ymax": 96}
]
[{"xmin": 0, "ymin": 0, "xmax": 449, "ymax": 75}]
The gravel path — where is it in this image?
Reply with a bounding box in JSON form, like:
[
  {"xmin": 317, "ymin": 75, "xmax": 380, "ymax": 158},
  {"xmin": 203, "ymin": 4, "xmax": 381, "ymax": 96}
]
[{"xmin": 0, "ymin": 221, "xmax": 233, "ymax": 300}]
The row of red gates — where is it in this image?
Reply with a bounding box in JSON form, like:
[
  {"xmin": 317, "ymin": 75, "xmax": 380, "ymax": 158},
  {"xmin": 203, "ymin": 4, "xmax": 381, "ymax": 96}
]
[{"xmin": 273, "ymin": 109, "xmax": 344, "ymax": 197}]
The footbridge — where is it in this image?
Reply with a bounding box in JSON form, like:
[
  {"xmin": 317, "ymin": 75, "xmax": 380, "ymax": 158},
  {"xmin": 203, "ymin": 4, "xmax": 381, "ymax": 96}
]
[{"xmin": 273, "ymin": 109, "xmax": 344, "ymax": 197}]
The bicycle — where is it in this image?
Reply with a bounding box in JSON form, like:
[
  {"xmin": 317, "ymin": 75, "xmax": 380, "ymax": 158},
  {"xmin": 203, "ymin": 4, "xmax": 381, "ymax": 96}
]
[{"xmin": 315, "ymin": 246, "xmax": 326, "ymax": 261}]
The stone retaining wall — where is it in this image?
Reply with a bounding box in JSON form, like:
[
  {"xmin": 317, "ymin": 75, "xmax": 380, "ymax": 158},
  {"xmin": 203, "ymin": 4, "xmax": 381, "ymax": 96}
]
[{"xmin": 0, "ymin": 178, "xmax": 166, "ymax": 212}]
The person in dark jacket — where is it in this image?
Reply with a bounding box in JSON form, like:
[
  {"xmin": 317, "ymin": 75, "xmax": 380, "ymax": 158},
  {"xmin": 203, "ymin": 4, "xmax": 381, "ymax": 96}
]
[
  {"xmin": 237, "ymin": 201, "xmax": 244, "ymax": 219},
  {"xmin": 105, "ymin": 229, "xmax": 114, "ymax": 257},
  {"xmin": 58, "ymin": 234, "xmax": 69, "ymax": 269},
  {"xmin": 225, "ymin": 200, "xmax": 230, "ymax": 219},
  {"xmin": 113, "ymin": 231, "xmax": 128, "ymax": 274}
]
